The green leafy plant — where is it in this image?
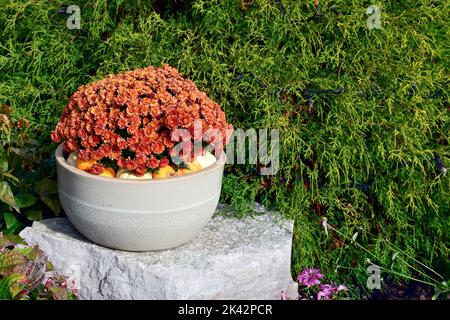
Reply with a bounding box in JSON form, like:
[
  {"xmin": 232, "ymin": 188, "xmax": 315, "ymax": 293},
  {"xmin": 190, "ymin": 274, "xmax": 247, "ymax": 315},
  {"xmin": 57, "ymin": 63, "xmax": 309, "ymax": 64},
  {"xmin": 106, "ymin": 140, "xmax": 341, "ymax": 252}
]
[
  {"xmin": 0, "ymin": 110, "xmax": 60, "ymax": 234},
  {"xmin": 0, "ymin": 233, "xmax": 77, "ymax": 300}
]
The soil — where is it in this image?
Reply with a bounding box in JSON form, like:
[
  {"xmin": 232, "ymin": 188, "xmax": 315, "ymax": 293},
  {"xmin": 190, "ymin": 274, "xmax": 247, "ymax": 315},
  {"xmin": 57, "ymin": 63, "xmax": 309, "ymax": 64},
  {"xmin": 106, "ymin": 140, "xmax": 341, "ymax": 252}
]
[{"xmin": 370, "ymin": 279, "xmax": 435, "ymax": 300}]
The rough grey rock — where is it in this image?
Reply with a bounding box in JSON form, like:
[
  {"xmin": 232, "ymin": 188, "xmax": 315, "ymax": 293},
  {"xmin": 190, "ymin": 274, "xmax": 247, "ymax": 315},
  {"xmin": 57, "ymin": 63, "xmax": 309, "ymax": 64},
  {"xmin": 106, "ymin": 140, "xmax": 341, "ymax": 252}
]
[{"xmin": 20, "ymin": 214, "xmax": 297, "ymax": 300}]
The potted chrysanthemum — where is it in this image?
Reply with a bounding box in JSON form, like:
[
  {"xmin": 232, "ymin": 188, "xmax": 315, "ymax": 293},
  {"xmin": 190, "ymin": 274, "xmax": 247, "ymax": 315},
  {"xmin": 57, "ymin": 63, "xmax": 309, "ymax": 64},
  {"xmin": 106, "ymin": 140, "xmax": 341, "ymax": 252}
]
[{"xmin": 51, "ymin": 64, "xmax": 233, "ymax": 251}]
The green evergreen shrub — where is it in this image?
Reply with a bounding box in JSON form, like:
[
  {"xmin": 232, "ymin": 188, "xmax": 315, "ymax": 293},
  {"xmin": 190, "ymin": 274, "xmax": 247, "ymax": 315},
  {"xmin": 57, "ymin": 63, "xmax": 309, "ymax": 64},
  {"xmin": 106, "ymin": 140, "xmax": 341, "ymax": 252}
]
[{"xmin": 0, "ymin": 0, "xmax": 448, "ymax": 296}]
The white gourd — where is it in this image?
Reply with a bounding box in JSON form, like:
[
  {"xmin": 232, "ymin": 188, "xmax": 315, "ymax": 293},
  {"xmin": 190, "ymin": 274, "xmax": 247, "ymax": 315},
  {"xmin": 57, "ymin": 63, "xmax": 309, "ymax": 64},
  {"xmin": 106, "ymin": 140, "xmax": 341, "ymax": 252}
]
[
  {"xmin": 67, "ymin": 152, "xmax": 78, "ymax": 167},
  {"xmin": 116, "ymin": 169, "xmax": 152, "ymax": 180},
  {"xmin": 195, "ymin": 151, "xmax": 217, "ymax": 169}
]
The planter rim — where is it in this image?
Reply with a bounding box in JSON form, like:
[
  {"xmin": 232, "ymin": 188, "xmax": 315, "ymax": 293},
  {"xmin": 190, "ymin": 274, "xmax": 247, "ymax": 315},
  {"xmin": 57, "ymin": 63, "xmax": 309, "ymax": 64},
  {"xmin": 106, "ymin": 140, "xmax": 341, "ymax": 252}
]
[{"xmin": 55, "ymin": 143, "xmax": 226, "ymax": 184}]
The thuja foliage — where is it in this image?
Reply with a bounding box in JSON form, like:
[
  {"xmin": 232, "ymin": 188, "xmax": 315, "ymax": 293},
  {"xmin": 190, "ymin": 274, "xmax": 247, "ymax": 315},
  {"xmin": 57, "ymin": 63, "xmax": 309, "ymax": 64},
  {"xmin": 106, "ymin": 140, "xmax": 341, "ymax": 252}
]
[{"xmin": 0, "ymin": 0, "xmax": 448, "ymax": 296}]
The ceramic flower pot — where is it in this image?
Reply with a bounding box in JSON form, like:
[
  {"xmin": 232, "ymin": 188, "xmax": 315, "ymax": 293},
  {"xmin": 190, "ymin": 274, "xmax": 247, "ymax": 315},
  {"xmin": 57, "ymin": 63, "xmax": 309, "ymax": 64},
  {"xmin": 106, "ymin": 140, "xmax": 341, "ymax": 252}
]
[{"xmin": 55, "ymin": 144, "xmax": 225, "ymax": 251}]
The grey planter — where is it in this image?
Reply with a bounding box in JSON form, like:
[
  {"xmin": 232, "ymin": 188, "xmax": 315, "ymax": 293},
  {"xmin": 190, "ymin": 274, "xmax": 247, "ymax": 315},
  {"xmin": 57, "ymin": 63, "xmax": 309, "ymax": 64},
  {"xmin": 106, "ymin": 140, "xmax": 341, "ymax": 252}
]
[{"xmin": 55, "ymin": 144, "xmax": 225, "ymax": 251}]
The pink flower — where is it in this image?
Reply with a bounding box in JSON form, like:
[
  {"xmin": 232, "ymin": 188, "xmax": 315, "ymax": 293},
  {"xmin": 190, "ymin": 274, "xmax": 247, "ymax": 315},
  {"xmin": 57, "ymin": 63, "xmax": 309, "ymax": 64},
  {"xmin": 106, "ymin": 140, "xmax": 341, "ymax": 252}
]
[
  {"xmin": 337, "ymin": 285, "xmax": 348, "ymax": 292},
  {"xmin": 297, "ymin": 268, "xmax": 323, "ymax": 287},
  {"xmin": 45, "ymin": 278, "xmax": 54, "ymax": 288},
  {"xmin": 317, "ymin": 283, "xmax": 348, "ymax": 300}
]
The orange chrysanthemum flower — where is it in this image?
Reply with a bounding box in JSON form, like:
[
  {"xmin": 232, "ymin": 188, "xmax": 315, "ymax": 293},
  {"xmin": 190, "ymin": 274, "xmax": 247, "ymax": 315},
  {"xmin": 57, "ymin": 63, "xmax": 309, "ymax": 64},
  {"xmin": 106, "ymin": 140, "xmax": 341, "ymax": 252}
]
[{"xmin": 51, "ymin": 64, "xmax": 233, "ymax": 176}]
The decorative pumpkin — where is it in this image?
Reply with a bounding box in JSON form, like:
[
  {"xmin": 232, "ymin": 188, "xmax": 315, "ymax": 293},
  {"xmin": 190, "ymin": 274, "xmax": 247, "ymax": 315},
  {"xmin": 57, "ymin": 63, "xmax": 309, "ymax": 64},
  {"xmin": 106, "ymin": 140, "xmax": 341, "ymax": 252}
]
[
  {"xmin": 76, "ymin": 158, "xmax": 96, "ymax": 171},
  {"xmin": 116, "ymin": 169, "xmax": 153, "ymax": 180},
  {"xmin": 152, "ymin": 166, "xmax": 176, "ymax": 180},
  {"xmin": 99, "ymin": 167, "xmax": 115, "ymax": 178}
]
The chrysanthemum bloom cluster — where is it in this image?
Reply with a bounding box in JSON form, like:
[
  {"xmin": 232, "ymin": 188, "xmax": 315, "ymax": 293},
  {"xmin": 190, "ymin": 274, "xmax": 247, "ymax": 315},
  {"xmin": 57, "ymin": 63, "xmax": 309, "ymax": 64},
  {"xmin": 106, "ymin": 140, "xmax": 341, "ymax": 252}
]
[{"xmin": 51, "ymin": 64, "xmax": 233, "ymax": 176}]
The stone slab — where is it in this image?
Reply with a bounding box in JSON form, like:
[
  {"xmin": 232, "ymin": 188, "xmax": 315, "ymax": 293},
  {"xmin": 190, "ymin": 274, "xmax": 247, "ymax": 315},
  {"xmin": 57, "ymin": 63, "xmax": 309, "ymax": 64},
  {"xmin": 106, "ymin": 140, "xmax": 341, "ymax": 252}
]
[{"xmin": 20, "ymin": 214, "xmax": 297, "ymax": 300}]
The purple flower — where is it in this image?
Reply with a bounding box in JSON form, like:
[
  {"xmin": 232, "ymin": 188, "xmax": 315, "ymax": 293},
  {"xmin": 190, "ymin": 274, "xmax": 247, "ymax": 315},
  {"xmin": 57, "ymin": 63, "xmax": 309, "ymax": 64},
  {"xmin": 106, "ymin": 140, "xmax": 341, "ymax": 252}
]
[
  {"xmin": 317, "ymin": 284, "xmax": 334, "ymax": 300},
  {"xmin": 317, "ymin": 283, "xmax": 348, "ymax": 300},
  {"xmin": 297, "ymin": 268, "xmax": 323, "ymax": 287}
]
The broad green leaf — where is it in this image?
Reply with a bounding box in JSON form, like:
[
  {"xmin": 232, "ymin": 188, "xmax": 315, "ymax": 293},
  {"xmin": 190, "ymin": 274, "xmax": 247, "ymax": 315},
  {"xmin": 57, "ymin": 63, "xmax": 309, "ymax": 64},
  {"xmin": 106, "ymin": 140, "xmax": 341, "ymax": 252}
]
[
  {"xmin": 0, "ymin": 283, "xmax": 13, "ymax": 299},
  {"xmin": 5, "ymin": 223, "xmax": 25, "ymax": 235},
  {"xmin": 24, "ymin": 209, "xmax": 43, "ymax": 221},
  {"xmin": 0, "ymin": 233, "xmax": 14, "ymax": 250},
  {"xmin": 4, "ymin": 273, "xmax": 27, "ymax": 299},
  {"xmin": 5, "ymin": 234, "xmax": 25, "ymax": 245},
  {"xmin": 3, "ymin": 212, "xmax": 19, "ymax": 230},
  {"xmin": 0, "ymin": 181, "xmax": 19, "ymax": 212},
  {"xmin": 46, "ymin": 261, "xmax": 54, "ymax": 272},
  {"xmin": 14, "ymin": 247, "xmax": 33, "ymax": 257},
  {"xmin": 0, "ymin": 250, "xmax": 25, "ymax": 273},
  {"xmin": 15, "ymin": 193, "xmax": 37, "ymax": 208},
  {"xmin": 48, "ymin": 286, "xmax": 69, "ymax": 300},
  {"xmin": 0, "ymin": 159, "xmax": 8, "ymax": 172},
  {"xmin": 22, "ymin": 246, "xmax": 42, "ymax": 261},
  {"xmin": 0, "ymin": 276, "xmax": 17, "ymax": 299},
  {"xmin": 41, "ymin": 195, "xmax": 61, "ymax": 216},
  {"xmin": 34, "ymin": 179, "xmax": 58, "ymax": 196}
]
